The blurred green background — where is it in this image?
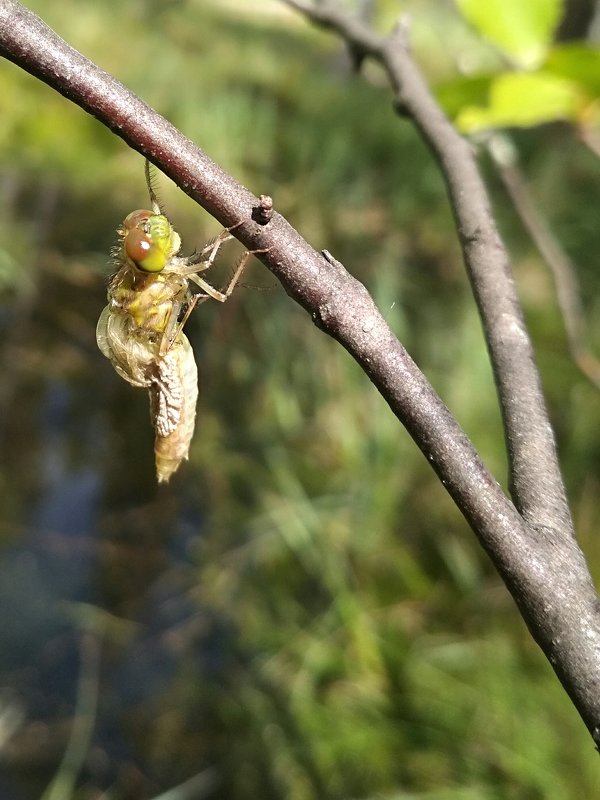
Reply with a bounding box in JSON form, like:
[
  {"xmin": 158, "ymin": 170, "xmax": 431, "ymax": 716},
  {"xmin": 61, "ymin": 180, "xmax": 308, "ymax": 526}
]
[{"xmin": 1, "ymin": 1, "xmax": 600, "ymax": 798}]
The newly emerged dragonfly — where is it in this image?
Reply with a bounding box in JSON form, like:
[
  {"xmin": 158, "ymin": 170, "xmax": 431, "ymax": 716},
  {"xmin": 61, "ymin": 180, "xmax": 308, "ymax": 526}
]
[{"xmin": 97, "ymin": 161, "xmax": 250, "ymax": 482}]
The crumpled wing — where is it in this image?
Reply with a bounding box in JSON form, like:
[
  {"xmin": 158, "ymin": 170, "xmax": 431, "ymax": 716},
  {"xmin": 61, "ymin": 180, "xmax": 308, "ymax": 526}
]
[{"xmin": 96, "ymin": 305, "xmax": 157, "ymax": 388}]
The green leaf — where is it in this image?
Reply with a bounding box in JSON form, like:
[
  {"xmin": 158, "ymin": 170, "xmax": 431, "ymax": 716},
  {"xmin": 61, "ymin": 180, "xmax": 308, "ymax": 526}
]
[
  {"xmin": 455, "ymin": 72, "xmax": 582, "ymax": 133},
  {"xmin": 435, "ymin": 74, "xmax": 495, "ymax": 120},
  {"xmin": 544, "ymin": 43, "xmax": 600, "ymax": 97},
  {"xmin": 456, "ymin": 0, "xmax": 563, "ymax": 68}
]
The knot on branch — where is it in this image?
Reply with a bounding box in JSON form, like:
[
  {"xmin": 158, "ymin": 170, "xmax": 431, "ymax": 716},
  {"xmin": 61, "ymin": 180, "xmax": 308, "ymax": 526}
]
[{"xmin": 252, "ymin": 195, "xmax": 274, "ymax": 225}]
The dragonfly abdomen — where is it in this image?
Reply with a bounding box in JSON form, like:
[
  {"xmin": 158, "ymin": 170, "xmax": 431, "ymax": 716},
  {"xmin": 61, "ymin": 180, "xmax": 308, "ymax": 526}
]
[{"xmin": 151, "ymin": 334, "xmax": 198, "ymax": 483}]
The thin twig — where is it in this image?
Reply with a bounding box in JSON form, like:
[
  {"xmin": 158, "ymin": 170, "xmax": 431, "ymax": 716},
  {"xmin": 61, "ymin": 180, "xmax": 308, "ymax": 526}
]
[{"xmin": 488, "ymin": 133, "xmax": 600, "ymax": 390}]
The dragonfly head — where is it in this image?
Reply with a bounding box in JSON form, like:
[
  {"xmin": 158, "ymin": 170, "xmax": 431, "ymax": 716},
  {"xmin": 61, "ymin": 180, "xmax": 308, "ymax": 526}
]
[{"xmin": 122, "ymin": 209, "xmax": 181, "ymax": 273}]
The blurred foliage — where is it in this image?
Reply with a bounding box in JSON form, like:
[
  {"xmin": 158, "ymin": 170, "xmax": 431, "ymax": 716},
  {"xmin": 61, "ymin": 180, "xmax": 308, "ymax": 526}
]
[
  {"xmin": 440, "ymin": 0, "xmax": 600, "ymax": 133},
  {"xmin": 1, "ymin": 0, "xmax": 600, "ymax": 799},
  {"xmin": 456, "ymin": 0, "xmax": 563, "ymax": 67}
]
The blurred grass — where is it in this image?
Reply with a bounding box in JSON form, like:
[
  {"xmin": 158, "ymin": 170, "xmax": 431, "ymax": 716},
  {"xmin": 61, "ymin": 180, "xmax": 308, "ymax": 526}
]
[{"xmin": 1, "ymin": 0, "xmax": 600, "ymax": 798}]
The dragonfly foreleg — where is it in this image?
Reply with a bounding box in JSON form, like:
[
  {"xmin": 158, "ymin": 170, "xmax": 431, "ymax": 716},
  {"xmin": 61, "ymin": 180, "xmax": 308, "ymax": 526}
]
[
  {"xmin": 187, "ymin": 248, "xmax": 253, "ymax": 302},
  {"xmin": 182, "ymin": 227, "xmax": 235, "ymax": 273}
]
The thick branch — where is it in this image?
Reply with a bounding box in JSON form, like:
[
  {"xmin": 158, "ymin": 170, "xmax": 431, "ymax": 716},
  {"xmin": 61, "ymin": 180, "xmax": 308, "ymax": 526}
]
[{"xmin": 1, "ymin": 0, "xmax": 600, "ymax": 746}]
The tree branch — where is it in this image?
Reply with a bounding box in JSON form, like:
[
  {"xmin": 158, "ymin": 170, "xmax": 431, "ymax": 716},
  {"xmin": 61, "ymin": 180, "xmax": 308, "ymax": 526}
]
[
  {"xmin": 2, "ymin": 0, "xmax": 600, "ymax": 747},
  {"xmin": 283, "ymin": 0, "xmax": 573, "ymax": 541}
]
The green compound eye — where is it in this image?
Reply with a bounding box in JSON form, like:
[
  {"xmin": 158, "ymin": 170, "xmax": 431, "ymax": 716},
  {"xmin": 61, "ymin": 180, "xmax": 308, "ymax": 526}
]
[{"xmin": 122, "ymin": 210, "xmax": 179, "ymax": 272}]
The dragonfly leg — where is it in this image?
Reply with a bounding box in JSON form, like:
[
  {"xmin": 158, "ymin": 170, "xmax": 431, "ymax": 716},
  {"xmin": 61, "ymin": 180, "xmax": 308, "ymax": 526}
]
[
  {"xmin": 182, "ymin": 227, "xmax": 235, "ymax": 272},
  {"xmin": 187, "ymin": 247, "xmax": 256, "ymax": 302},
  {"xmin": 160, "ymin": 224, "xmax": 271, "ymax": 354},
  {"xmin": 159, "ymin": 294, "xmax": 211, "ymax": 357},
  {"xmin": 157, "ymin": 235, "xmax": 248, "ymax": 356},
  {"xmin": 159, "ymin": 302, "xmax": 184, "ymax": 357}
]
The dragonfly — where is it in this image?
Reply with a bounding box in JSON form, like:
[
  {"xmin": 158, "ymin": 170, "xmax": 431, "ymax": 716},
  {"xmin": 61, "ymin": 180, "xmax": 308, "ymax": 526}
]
[{"xmin": 97, "ymin": 161, "xmax": 250, "ymax": 483}]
